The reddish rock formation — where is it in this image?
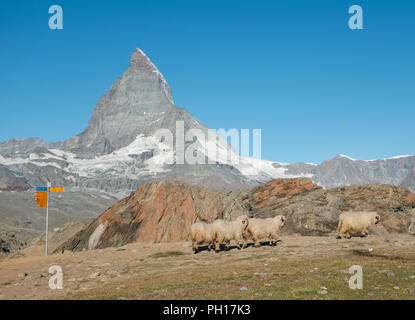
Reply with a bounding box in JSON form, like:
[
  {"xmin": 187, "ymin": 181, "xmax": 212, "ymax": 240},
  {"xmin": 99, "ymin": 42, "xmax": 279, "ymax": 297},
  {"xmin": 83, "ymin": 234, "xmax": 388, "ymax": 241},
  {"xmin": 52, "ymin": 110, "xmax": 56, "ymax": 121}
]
[
  {"xmin": 243, "ymin": 182, "xmax": 415, "ymax": 235},
  {"xmin": 55, "ymin": 181, "xmax": 248, "ymax": 252},
  {"xmin": 241, "ymin": 178, "xmax": 321, "ymax": 212},
  {"xmin": 407, "ymin": 193, "xmax": 415, "ymax": 204},
  {"xmin": 56, "ymin": 178, "xmax": 415, "ymax": 253}
]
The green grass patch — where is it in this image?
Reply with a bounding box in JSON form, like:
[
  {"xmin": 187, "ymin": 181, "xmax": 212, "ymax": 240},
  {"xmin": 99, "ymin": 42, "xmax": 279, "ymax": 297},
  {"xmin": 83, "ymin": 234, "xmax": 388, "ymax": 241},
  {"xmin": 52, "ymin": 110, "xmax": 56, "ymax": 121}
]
[{"xmin": 149, "ymin": 251, "xmax": 188, "ymax": 259}]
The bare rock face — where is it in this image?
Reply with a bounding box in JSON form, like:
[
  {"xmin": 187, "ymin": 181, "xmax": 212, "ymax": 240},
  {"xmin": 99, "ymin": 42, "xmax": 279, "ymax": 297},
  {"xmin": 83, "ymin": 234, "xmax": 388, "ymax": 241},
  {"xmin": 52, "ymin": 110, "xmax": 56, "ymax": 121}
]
[
  {"xmin": 400, "ymin": 171, "xmax": 415, "ymax": 192},
  {"xmin": 241, "ymin": 178, "xmax": 321, "ymax": 214},
  {"xmin": 0, "ymin": 231, "xmax": 26, "ymax": 254},
  {"xmin": 313, "ymin": 155, "xmax": 415, "ymax": 191},
  {"xmin": 406, "ymin": 193, "xmax": 415, "ymax": 204},
  {"xmin": 244, "ymin": 181, "xmax": 415, "ymax": 236},
  {"xmin": 0, "ymin": 165, "xmax": 30, "ymax": 191},
  {"xmin": 409, "ymin": 209, "xmax": 415, "ymax": 235},
  {"xmin": 55, "ymin": 181, "xmax": 248, "ymax": 252}
]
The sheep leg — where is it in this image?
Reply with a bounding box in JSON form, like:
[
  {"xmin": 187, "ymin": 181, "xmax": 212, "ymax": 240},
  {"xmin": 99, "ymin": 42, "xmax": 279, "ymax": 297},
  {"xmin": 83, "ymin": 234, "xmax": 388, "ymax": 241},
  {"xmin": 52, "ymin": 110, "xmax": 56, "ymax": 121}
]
[
  {"xmin": 338, "ymin": 226, "xmax": 347, "ymax": 239},
  {"xmin": 225, "ymin": 241, "xmax": 231, "ymax": 251},
  {"xmin": 242, "ymin": 238, "xmax": 248, "ymax": 249},
  {"xmin": 253, "ymin": 238, "xmax": 260, "ymax": 248},
  {"xmin": 192, "ymin": 241, "xmax": 198, "ymax": 254},
  {"xmin": 214, "ymin": 241, "xmax": 220, "ymax": 253},
  {"xmin": 336, "ymin": 221, "xmax": 343, "ymax": 239},
  {"xmin": 268, "ymin": 235, "xmax": 274, "ymax": 246},
  {"xmin": 242, "ymin": 229, "xmax": 251, "ymax": 249},
  {"xmin": 345, "ymin": 232, "xmax": 351, "ymax": 239},
  {"xmin": 271, "ymin": 233, "xmax": 279, "ymax": 246}
]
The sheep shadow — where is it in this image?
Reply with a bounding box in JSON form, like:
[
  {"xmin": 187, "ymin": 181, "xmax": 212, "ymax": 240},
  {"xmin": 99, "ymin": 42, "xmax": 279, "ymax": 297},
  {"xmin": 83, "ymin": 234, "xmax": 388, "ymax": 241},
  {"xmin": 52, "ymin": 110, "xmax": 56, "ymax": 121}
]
[
  {"xmin": 193, "ymin": 244, "xmax": 244, "ymax": 254},
  {"xmin": 243, "ymin": 240, "xmax": 283, "ymax": 249},
  {"xmin": 193, "ymin": 245, "xmax": 213, "ymax": 254},
  {"xmin": 193, "ymin": 240, "xmax": 283, "ymax": 254}
]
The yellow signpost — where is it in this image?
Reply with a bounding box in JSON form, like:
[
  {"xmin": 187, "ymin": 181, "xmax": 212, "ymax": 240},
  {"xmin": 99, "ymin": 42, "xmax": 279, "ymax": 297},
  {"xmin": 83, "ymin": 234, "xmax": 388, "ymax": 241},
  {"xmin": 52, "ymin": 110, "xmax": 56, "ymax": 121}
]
[{"xmin": 35, "ymin": 184, "xmax": 65, "ymax": 255}]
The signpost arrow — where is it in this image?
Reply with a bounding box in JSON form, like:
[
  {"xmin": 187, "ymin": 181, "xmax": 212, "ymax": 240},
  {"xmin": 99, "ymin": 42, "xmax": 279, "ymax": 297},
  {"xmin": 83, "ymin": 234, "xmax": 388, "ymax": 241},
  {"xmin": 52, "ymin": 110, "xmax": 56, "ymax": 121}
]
[{"xmin": 34, "ymin": 184, "xmax": 65, "ymax": 256}]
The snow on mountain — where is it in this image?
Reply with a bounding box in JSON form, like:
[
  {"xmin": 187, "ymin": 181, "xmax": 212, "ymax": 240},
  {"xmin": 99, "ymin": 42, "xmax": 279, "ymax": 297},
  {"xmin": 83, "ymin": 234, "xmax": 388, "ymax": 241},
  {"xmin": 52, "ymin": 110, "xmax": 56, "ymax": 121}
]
[
  {"xmin": 0, "ymin": 131, "xmax": 301, "ymax": 189},
  {"xmin": 0, "ymin": 48, "xmax": 414, "ymax": 193},
  {"xmin": 337, "ymin": 154, "xmax": 357, "ymax": 161}
]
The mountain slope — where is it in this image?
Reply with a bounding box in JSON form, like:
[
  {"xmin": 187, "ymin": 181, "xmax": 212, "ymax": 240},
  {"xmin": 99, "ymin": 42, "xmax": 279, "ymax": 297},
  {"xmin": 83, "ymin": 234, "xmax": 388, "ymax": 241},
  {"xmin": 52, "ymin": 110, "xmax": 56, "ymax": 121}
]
[{"xmin": 312, "ymin": 154, "xmax": 415, "ymax": 191}]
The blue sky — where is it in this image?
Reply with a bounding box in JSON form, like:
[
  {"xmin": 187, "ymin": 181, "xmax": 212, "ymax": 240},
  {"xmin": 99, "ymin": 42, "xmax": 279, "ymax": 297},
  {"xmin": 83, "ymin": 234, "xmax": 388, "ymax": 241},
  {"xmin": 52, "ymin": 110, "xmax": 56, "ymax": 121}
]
[{"xmin": 0, "ymin": 0, "xmax": 414, "ymax": 164}]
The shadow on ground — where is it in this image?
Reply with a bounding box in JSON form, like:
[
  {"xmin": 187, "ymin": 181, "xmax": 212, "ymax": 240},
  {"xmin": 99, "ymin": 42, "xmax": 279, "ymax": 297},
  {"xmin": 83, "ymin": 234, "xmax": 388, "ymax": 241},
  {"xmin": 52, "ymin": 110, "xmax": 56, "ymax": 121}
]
[{"xmin": 194, "ymin": 240, "xmax": 283, "ymax": 254}]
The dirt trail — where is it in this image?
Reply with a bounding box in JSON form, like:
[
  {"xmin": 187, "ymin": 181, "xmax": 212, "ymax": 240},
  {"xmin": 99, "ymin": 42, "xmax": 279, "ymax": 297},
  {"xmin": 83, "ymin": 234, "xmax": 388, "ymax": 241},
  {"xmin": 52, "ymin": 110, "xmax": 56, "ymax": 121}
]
[{"xmin": 1, "ymin": 234, "xmax": 415, "ymax": 300}]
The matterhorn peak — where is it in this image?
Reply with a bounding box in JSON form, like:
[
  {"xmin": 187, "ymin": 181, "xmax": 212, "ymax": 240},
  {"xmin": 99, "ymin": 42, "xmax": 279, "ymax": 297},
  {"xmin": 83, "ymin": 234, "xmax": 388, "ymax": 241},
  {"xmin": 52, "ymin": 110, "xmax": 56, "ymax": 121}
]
[
  {"xmin": 129, "ymin": 48, "xmax": 157, "ymax": 72},
  {"xmin": 129, "ymin": 48, "xmax": 174, "ymax": 105}
]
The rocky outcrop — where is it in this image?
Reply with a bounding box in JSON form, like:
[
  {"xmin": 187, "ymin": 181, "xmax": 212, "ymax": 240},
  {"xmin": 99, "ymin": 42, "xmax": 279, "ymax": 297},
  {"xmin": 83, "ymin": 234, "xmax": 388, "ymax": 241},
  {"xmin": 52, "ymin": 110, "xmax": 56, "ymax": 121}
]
[
  {"xmin": 55, "ymin": 178, "xmax": 415, "ymax": 253},
  {"xmin": 407, "ymin": 193, "xmax": 415, "ymax": 204},
  {"xmin": 401, "ymin": 171, "xmax": 415, "ymax": 193},
  {"xmin": 54, "ymin": 181, "xmax": 248, "ymax": 252},
  {"xmin": 0, "ymin": 165, "xmax": 30, "ymax": 191},
  {"xmin": 243, "ymin": 180, "xmax": 415, "ymax": 236},
  {"xmin": 0, "ymin": 231, "xmax": 26, "ymax": 254},
  {"xmin": 240, "ymin": 178, "xmax": 321, "ymax": 214}
]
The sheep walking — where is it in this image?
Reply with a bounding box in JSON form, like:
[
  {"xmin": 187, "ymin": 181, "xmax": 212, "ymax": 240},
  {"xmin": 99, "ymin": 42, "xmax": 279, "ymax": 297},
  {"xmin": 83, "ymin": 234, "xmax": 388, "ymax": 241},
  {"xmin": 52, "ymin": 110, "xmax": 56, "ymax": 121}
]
[
  {"xmin": 190, "ymin": 222, "xmax": 215, "ymax": 253},
  {"xmin": 336, "ymin": 211, "xmax": 380, "ymax": 239},
  {"xmin": 243, "ymin": 215, "xmax": 285, "ymax": 248},
  {"xmin": 212, "ymin": 215, "xmax": 249, "ymax": 252}
]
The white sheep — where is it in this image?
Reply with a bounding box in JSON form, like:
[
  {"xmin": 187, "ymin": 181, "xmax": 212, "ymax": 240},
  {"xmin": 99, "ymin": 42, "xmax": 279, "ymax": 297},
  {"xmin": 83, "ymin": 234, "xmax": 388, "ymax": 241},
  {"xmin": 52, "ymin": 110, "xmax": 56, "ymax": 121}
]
[
  {"xmin": 212, "ymin": 215, "xmax": 249, "ymax": 252},
  {"xmin": 242, "ymin": 215, "xmax": 285, "ymax": 248},
  {"xmin": 190, "ymin": 222, "xmax": 215, "ymax": 253},
  {"xmin": 336, "ymin": 211, "xmax": 380, "ymax": 239}
]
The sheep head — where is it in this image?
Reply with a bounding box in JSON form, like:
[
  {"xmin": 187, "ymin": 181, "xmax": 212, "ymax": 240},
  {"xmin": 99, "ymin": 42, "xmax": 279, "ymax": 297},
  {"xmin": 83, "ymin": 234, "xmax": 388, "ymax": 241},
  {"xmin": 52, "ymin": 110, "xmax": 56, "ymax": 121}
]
[{"xmin": 236, "ymin": 215, "xmax": 249, "ymax": 230}]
